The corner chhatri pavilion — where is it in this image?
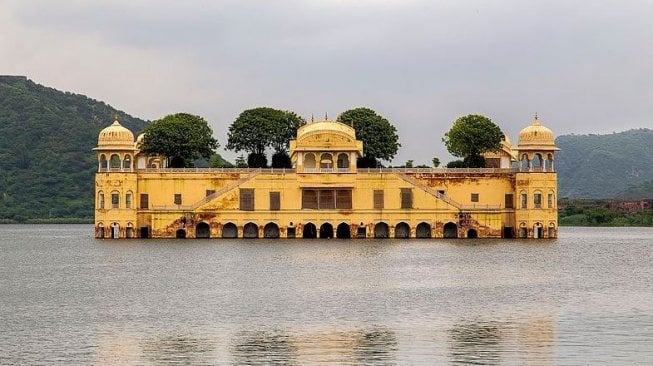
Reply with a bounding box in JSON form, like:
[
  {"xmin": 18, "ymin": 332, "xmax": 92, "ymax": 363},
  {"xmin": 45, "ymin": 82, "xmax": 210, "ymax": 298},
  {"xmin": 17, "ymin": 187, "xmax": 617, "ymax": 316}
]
[{"xmin": 94, "ymin": 117, "xmax": 558, "ymax": 239}]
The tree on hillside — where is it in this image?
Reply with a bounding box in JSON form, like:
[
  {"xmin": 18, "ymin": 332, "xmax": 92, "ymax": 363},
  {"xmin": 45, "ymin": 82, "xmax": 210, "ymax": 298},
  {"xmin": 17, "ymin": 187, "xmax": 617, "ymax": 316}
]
[
  {"xmin": 209, "ymin": 153, "xmax": 234, "ymax": 168},
  {"xmin": 337, "ymin": 107, "xmax": 400, "ymax": 168},
  {"xmin": 442, "ymin": 114, "xmax": 503, "ymax": 168},
  {"xmin": 226, "ymin": 107, "xmax": 305, "ymax": 168},
  {"xmin": 140, "ymin": 113, "xmax": 219, "ymax": 168}
]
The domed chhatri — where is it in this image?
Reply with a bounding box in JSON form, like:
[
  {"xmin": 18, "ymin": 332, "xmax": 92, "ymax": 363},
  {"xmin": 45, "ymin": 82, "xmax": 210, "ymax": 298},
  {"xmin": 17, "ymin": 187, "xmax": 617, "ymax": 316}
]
[
  {"xmin": 517, "ymin": 115, "xmax": 558, "ymax": 150},
  {"xmin": 94, "ymin": 115, "xmax": 558, "ymax": 240},
  {"xmin": 97, "ymin": 119, "xmax": 135, "ymax": 149}
]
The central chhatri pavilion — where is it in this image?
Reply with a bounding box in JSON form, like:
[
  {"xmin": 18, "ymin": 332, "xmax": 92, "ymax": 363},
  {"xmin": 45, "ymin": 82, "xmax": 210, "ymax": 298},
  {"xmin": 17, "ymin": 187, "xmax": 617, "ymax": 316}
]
[{"xmin": 94, "ymin": 117, "xmax": 558, "ymax": 240}]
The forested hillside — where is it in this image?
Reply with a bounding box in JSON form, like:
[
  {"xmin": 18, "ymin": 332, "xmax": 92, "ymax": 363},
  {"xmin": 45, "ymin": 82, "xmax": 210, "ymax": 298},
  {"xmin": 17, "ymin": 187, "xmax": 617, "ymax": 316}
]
[
  {"xmin": 0, "ymin": 76, "xmax": 149, "ymax": 222},
  {"xmin": 619, "ymin": 180, "xmax": 653, "ymax": 199},
  {"xmin": 555, "ymin": 129, "xmax": 653, "ymax": 198}
]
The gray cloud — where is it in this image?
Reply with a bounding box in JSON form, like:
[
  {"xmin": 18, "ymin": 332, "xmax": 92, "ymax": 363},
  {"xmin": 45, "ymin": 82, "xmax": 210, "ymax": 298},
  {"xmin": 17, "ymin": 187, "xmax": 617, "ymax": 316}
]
[{"xmin": 1, "ymin": 0, "xmax": 652, "ymax": 164}]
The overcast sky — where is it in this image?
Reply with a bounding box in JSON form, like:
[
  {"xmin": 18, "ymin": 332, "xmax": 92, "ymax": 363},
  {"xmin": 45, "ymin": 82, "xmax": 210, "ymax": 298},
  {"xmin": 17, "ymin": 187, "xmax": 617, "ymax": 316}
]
[{"xmin": 1, "ymin": 0, "xmax": 652, "ymax": 164}]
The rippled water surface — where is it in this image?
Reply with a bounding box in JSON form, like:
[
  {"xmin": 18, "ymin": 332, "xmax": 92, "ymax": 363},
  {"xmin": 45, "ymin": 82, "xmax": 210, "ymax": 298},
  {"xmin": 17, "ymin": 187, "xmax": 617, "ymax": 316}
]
[{"xmin": 1, "ymin": 225, "xmax": 652, "ymax": 365}]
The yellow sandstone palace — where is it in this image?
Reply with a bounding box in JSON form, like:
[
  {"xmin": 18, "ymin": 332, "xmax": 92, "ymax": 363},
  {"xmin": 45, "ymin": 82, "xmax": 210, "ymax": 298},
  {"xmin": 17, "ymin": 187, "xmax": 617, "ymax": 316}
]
[{"xmin": 94, "ymin": 116, "xmax": 558, "ymax": 239}]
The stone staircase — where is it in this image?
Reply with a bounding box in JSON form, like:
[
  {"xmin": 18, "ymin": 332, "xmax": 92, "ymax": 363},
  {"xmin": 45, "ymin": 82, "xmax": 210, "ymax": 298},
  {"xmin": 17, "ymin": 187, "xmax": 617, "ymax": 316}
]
[
  {"xmin": 190, "ymin": 169, "xmax": 261, "ymax": 210},
  {"xmin": 394, "ymin": 171, "xmax": 463, "ymax": 210}
]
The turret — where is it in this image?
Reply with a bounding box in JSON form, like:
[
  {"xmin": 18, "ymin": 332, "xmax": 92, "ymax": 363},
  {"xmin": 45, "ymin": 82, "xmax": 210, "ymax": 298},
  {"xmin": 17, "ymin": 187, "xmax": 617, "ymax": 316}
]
[
  {"xmin": 94, "ymin": 118, "xmax": 138, "ymax": 238},
  {"xmin": 514, "ymin": 115, "xmax": 559, "ymax": 239}
]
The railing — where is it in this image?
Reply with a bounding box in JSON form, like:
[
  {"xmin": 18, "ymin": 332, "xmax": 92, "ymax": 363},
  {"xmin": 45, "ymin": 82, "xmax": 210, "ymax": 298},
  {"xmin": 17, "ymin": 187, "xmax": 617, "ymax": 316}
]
[
  {"xmin": 460, "ymin": 204, "xmax": 503, "ymax": 210},
  {"xmin": 302, "ymin": 168, "xmax": 351, "ymax": 173},
  {"xmin": 99, "ymin": 167, "xmax": 134, "ymax": 173},
  {"xmin": 359, "ymin": 168, "xmax": 515, "ymax": 174},
  {"xmin": 138, "ymin": 167, "xmax": 267, "ymax": 173}
]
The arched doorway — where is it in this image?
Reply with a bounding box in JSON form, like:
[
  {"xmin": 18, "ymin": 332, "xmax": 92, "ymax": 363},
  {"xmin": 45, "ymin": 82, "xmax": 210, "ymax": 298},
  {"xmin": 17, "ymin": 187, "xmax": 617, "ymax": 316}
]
[
  {"xmin": 320, "ymin": 223, "xmax": 334, "ymax": 238},
  {"xmin": 534, "ymin": 223, "xmax": 543, "ymax": 239},
  {"xmin": 467, "ymin": 228, "xmax": 478, "ymax": 238},
  {"xmin": 264, "ymin": 223, "xmax": 280, "ymax": 238},
  {"xmin": 111, "ymin": 223, "xmax": 120, "ymax": 239},
  {"xmin": 243, "ymin": 223, "xmax": 259, "ymax": 238},
  {"xmin": 548, "ymin": 223, "xmax": 556, "ymax": 238},
  {"xmin": 97, "ymin": 223, "xmax": 105, "ymax": 238},
  {"xmin": 356, "ymin": 225, "xmax": 367, "ymax": 238},
  {"xmin": 374, "ymin": 222, "xmax": 389, "ymax": 238},
  {"xmin": 416, "ymin": 222, "xmax": 431, "ymax": 238},
  {"xmin": 395, "ymin": 222, "xmax": 410, "ymax": 238},
  {"xmin": 336, "ymin": 223, "xmax": 351, "ymax": 238},
  {"xmin": 443, "ymin": 222, "xmax": 458, "ymax": 238},
  {"xmin": 176, "ymin": 229, "xmax": 186, "ymax": 239},
  {"xmin": 196, "ymin": 222, "xmax": 210, "ymax": 238},
  {"xmin": 222, "ymin": 223, "xmax": 237, "ymax": 238},
  {"xmin": 126, "ymin": 223, "xmax": 134, "ymax": 238},
  {"xmin": 303, "ymin": 223, "xmax": 317, "ymax": 238}
]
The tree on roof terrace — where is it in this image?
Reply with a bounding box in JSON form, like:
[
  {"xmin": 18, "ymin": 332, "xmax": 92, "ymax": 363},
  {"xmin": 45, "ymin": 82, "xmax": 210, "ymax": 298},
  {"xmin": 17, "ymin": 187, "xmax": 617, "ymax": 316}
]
[
  {"xmin": 140, "ymin": 113, "xmax": 219, "ymax": 168},
  {"xmin": 227, "ymin": 107, "xmax": 305, "ymax": 168},
  {"xmin": 442, "ymin": 114, "xmax": 503, "ymax": 168},
  {"xmin": 337, "ymin": 107, "xmax": 400, "ymax": 168}
]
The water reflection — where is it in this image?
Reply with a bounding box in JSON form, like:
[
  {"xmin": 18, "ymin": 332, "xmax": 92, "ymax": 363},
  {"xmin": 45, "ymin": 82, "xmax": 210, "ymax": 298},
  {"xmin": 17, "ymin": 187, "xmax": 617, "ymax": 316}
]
[
  {"xmin": 448, "ymin": 316, "xmax": 554, "ymax": 365},
  {"xmin": 231, "ymin": 330, "xmax": 298, "ymax": 366},
  {"xmin": 231, "ymin": 327, "xmax": 397, "ymax": 365},
  {"xmin": 141, "ymin": 335, "xmax": 216, "ymax": 365},
  {"xmin": 448, "ymin": 321, "xmax": 502, "ymax": 365}
]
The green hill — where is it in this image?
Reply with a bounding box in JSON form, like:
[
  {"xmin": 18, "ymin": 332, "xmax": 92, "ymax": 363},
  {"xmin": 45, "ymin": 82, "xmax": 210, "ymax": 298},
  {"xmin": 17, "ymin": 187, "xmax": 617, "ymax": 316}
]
[
  {"xmin": 0, "ymin": 76, "xmax": 149, "ymax": 222},
  {"xmin": 555, "ymin": 129, "xmax": 653, "ymax": 198},
  {"xmin": 619, "ymin": 179, "xmax": 653, "ymax": 199}
]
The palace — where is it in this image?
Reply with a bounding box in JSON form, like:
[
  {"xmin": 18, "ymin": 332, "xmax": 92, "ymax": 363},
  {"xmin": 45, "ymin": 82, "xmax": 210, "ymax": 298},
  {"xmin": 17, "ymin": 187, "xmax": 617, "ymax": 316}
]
[{"xmin": 94, "ymin": 116, "xmax": 558, "ymax": 239}]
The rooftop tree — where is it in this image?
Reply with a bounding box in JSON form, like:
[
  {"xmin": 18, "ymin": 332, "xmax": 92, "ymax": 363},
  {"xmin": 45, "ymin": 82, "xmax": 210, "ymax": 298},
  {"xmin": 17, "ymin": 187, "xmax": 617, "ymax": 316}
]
[
  {"xmin": 442, "ymin": 114, "xmax": 503, "ymax": 168},
  {"xmin": 140, "ymin": 113, "xmax": 219, "ymax": 168},
  {"xmin": 337, "ymin": 107, "xmax": 400, "ymax": 168},
  {"xmin": 226, "ymin": 107, "xmax": 305, "ymax": 168}
]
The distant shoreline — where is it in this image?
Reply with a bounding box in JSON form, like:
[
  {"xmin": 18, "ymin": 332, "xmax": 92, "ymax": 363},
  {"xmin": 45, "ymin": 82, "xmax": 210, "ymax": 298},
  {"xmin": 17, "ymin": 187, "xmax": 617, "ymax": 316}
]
[{"xmin": 0, "ymin": 218, "xmax": 93, "ymax": 224}]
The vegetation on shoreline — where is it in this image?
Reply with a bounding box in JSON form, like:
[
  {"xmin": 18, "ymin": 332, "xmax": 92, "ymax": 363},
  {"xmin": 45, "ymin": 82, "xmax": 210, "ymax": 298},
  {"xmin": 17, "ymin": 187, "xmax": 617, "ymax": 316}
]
[{"xmin": 559, "ymin": 198, "xmax": 653, "ymax": 227}]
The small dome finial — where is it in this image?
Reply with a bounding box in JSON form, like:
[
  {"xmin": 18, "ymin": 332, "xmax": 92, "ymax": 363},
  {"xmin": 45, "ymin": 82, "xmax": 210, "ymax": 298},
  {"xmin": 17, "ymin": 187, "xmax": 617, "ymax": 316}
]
[
  {"xmin": 325, "ymin": 112, "xmax": 328, "ymax": 120},
  {"xmin": 533, "ymin": 112, "xmax": 541, "ymax": 126}
]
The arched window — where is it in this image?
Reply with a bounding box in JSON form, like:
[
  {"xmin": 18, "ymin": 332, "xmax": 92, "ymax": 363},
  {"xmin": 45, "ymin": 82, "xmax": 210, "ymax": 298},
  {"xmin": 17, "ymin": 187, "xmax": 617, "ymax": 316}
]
[
  {"xmin": 123, "ymin": 154, "xmax": 132, "ymax": 170},
  {"xmin": 520, "ymin": 191, "xmax": 528, "ymax": 209},
  {"xmin": 320, "ymin": 153, "xmax": 333, "ymax": 170},
  {"xmin": 337, "ymin": 153, "xmax": 350, "ymax": 170},
  {"xmin": 546, "ymin": 153, "xmax": 554, "ymax": 172},
  {"xmin": 534, "ymin": 191, "xmax": 542, "ymax": 209},
  {"xmin": 520, "ymin": 154, "xmax": 529, "ymax": 171},
  {"xmin": 99, "ymin": 154, "xmax": 108, "ymax": 171},
  {"xmin": 548, "ymin": 191, "xmax": 555, "ymax": 208},
  {"xmin": 125, "ymin": 191, "xmax": 133, "ymax": 209},
  {"xmin": 110, "ymin": 154, "xmax": 121, "ymax": 169},
  {"xmin": 532, "ymin": 154, "xmax": 543, "ymax": 171},
  {"xmin": 304, "ymin": 153, "xmax": 316, "ymax": 170},
  {"xmin": 111, "ymin": 191, "xmax": 120, "ymax": 209},
  {"xmin": 98, "ymin": 191, "xmax": 105, "ymax": 209}
]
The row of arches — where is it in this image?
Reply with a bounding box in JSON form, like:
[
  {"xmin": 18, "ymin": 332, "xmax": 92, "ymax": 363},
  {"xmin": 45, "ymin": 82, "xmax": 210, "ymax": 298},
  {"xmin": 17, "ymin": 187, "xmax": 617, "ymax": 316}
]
[
  {"xmin": 173, "ymin": 221, "xmax": 472, "ymax": 239},
  {"xmin": 97, "ymin": 222, "xmax": 134, "ymax": 239},
  {"xmin": 99, "ymin": 153, "xmax": 133, "ymax": 171},
  {"xmin": 99, "ymin": 153, "xmax": 164, "ymax": 172},
  {"xmin": 519, "ymin": 153, "xmax": 555, "ymax": 172},
  {"xmin": 303, "ymin": 152, "xmax": 350, "ymax": 170}
]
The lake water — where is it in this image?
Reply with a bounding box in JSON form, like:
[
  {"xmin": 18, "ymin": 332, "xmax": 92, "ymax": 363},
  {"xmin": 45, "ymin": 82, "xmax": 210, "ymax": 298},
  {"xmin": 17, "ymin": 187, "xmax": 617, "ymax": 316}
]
[{"xmin": 0, "ymin": 225, "xmax": 651, "ymax": 365}]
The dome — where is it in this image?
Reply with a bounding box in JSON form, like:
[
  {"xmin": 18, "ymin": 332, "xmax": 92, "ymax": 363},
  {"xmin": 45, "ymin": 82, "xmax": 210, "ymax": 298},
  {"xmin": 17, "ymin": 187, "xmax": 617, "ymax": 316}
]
[
  {"xmin": 296, "ymin": 120, "xmax": 356, "ymax": 141},
  {"xmin": 97, "ymin": 119, "xmax": 135, "ymax": 149},
  {"xmin": 517, "ymin": 116, "xmax": 557, "ymax": 150}
]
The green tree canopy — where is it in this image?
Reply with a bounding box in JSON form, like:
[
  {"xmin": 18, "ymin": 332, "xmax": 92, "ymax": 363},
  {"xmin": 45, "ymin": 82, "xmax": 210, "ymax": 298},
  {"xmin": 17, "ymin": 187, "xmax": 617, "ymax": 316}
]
[
  {"xmin": 337, "ymin": 107, "xmax": 400, "ymax": 166},
  {"xmin": 442, "ymin": 114, "xmax": 503, "ymax": 168},
  {"xmin": 226, "ymin": 107, "xmax": 305, "ymax": 156},
  {"xmin": 140, "ymin": 113, "xmax": 219, "ymax": 168}
]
